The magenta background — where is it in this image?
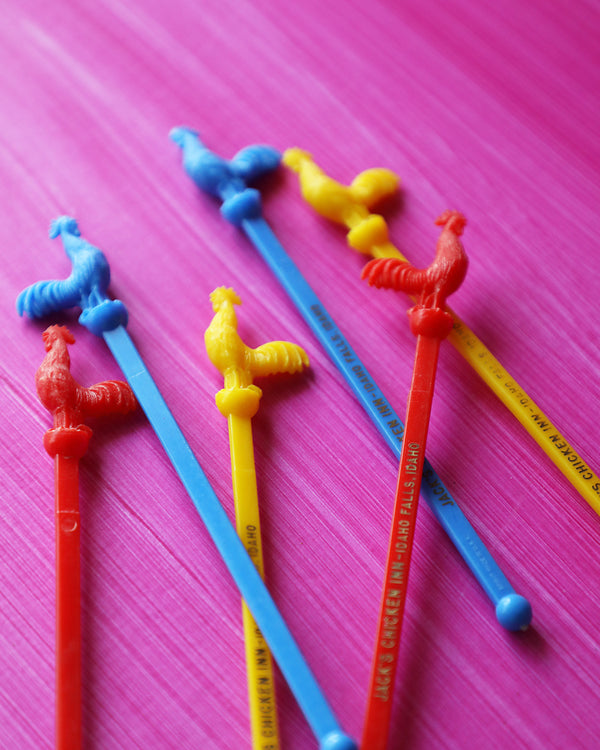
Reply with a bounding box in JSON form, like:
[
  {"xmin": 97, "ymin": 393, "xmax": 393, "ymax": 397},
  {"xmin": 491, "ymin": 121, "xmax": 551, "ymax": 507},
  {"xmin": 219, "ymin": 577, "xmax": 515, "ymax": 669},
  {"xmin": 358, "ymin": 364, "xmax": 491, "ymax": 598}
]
[{"xmin": 1, "ymin": 1, "xmax": 599, "ymax": 748}]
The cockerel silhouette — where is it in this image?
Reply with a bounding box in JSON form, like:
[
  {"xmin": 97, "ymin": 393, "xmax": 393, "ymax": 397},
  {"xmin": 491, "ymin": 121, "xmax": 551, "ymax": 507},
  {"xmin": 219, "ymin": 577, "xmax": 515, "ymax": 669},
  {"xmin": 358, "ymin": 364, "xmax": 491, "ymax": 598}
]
[
  {"xmin": 170, "ymin": 127, "xmax": 280, "ymax": 198},
  {"xmin": 36, "ymin": 324, "xmax": 136, "ymax": 430},
  {"xmin": 283, "ymin": 147, "xmax": 399, "ymax": 226},
  {"xmin": 17, "ymin": 217, "xmax": 111, "ymax": 320},
  {"xmin": 205, "ymin": 287, "xmax": 308, "ymax": 389},
  {"xmin": 362, "ymin": 210, "xmax": 468, "ymax": 313}
]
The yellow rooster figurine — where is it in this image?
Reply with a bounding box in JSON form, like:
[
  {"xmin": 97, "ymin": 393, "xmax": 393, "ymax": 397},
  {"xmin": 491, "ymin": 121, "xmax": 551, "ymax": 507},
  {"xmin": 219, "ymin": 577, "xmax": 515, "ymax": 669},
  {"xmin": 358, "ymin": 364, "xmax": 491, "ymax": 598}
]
[
  {"xmin": 283, "ymin": 147, "xmax": 400, "ymax": 256},
  {"xmin": 204, "ymin": 286, "xmax": 309, "ymax": 750},
  {"xmin": 205, "ymin": 286, "xmax": 308, "ymax": 416}
]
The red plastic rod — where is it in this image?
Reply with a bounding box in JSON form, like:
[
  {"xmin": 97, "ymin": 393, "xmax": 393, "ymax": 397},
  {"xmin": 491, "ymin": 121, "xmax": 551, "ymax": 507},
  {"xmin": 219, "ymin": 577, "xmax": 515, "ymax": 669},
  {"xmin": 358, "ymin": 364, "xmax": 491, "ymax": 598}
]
[
  {"xmin": 359, "ymin": 211, "xmax": 468, "ymax": 750},
  {"xmin": 36, "ymin": 325, "xmax": 136, "ymax": 750}
]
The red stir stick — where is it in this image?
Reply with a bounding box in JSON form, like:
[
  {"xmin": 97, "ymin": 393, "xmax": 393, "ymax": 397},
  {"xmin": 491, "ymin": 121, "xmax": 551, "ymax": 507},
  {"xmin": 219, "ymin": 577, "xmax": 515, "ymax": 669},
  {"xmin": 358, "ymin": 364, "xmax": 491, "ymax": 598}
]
[
  {"xmin": 359, "ymin": 211, "xmax": 468, "ymax": 750},
  {"xmin": 36, "ymin": 325, "xmax": 136, "ymax": 750}
]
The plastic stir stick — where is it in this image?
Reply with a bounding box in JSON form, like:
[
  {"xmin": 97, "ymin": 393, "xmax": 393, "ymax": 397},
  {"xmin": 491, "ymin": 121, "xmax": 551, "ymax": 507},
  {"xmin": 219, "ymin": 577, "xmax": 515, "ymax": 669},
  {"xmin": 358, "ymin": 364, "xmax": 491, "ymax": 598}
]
[
  {"xmin": 170, "ymin": 128, "xmax": 531, "ymax": 631},
  {"xmin": 283, "ymin": 148, "xmax": 600, "ymax": 516},
  {"xmin": 360, "ymin": 212, "xmax": 468, "ymax": 750},
  {"xmin": 205, "ymin": 286, "xmax": 309, "ymax": 750},
  {"xmin": 17, "ymin": 218, "xmax": 357, "ymax": 750},
  {"xmin": 35, "ymin": 325, "xmax": 136, "ymax": 750}
]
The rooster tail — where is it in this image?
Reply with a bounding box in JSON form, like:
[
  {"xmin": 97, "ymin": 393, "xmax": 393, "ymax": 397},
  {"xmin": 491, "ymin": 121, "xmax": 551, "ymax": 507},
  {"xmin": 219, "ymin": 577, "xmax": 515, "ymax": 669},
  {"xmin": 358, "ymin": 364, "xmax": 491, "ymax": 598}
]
[
  {"xmin": 361, "ymin": 257, "xmax": 421, "ymax": 293},
  {"xmin": 232, "ymin": 145, "xmax": 281, "ymax": 182},
  {"xmin": 250, "ymin": 341, "xmax": 309, "ymax": 378},
  {"xmin": 78, "ymin": 380, "xmax": 136, "ymax": 418},
  {"xmin": 350, "ymin": 168, "xmax": 399, "ymax": 209},
  {"xmin": 16, "ymin": 278, "xmax": 80, "ymax": 319}
]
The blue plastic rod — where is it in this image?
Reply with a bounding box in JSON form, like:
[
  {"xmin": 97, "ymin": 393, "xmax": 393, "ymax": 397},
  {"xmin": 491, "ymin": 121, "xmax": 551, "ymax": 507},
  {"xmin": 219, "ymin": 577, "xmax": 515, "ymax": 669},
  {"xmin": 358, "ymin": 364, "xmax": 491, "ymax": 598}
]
[
  {"xmin": 16, "ymin": 216, "xmax": 358, "ymax": 750},
  {"xmin": 170, "ymin": 128, "xmax": 532, "ymax": 631}
]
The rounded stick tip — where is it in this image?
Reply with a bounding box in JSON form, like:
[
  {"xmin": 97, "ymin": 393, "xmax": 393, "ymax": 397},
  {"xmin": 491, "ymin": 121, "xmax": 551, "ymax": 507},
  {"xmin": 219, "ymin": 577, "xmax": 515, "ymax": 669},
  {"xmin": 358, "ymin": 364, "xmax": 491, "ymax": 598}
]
[
  {"xmin": 495, "ymin": 594, "xmax": 532, "ymax": 631},
  {"xmin": 319, "ymin": 730, "xmax": 358, "ymax": 750}
]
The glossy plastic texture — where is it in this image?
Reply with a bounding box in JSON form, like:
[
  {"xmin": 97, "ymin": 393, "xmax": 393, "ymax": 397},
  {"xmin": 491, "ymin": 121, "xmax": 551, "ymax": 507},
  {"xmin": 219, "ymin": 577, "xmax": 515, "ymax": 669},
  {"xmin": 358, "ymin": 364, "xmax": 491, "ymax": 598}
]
[
  {"xmin": 17, "ymin": 217, "xmax": 128, "ymax": 336},
  {"xmin": 171, "ymin": 131, "xmax": 531, "ymax": 631},
  {"xmin": 19, "ymin": 222, "xmax": 356, "ymax": 750},
  {"xmin": 359, "ymin": 214, "xmax": 466, "ymax": 750},
  {"xmin": 283, "ymin": 148, "xmax": 600, "ymax": 518},
  {"xmin": 36, "ymin": 325, "xmax": 136, "ymax": 750},
  {"xmin": 170, "ymin": 127, "xmax": 280, "ymax": 227},
  {"xmin": 206, "ymin": 286, "xmax": 309, "ymax": 750}
]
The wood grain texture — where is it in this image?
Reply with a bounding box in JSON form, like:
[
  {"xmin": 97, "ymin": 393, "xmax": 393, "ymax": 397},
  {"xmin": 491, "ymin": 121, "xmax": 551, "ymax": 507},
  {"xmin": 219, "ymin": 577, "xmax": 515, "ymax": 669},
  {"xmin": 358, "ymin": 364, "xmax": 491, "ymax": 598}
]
[{"xmin": 1, "ymin": 0, "xmax": 599, "ymax": 748}]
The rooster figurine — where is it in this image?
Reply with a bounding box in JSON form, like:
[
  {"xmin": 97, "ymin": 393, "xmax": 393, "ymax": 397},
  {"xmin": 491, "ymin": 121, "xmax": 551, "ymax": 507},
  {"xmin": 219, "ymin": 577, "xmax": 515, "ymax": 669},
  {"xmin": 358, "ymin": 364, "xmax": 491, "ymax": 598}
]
[
  {"xmin": 283, "ymin": 148, "xmax": 398, "ymax": 226},
  {"xmin": 17, "ymin": 216, "xmax": 128, "ymax": 336},
  {"xmin": 362, "ymin": 210, "xmax": 468, "ymax": 337},
  {"xmin": 170, "ymin": 127, "xmax": 281, "ymax": 227},
  {"xmin": 205, "ymin": 287, "xmax": 308, "ymax": 416},
  {"xmin": 37, "ymin": 324, "xmax": 136, "ymax": 441},
  {"xmin": 283, "ymin": 148, "xmax": 400, "ymax": 256}
]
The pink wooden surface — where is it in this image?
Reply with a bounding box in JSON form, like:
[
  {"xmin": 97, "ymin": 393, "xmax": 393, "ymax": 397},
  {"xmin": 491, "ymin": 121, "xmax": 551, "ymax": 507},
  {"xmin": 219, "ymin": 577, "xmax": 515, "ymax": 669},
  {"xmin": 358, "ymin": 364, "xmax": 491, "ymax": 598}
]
[{"xmin": 1, "ymin": 1, "xmax": 599, "ymax": 748}]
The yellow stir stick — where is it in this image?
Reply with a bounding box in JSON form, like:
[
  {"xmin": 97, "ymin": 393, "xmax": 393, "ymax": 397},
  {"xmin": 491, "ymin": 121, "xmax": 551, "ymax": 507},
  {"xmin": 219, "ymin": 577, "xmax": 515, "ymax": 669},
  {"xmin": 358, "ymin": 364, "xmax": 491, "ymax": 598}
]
[
  {"xmin": 283, "ymin": 148, "xmax": 600, "ymax": 516},
  {"xmin": 205, "ymin": 287, "xmax": 309, "ymax": 750}
]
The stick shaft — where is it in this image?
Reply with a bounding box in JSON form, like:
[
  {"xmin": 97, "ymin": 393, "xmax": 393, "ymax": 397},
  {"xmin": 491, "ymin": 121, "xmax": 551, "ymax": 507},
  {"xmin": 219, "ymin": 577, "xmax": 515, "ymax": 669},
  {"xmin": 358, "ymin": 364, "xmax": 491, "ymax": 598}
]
[
  {"xmin": 229, "ymin": 416, "xmax": 266, "ymax": 575},
  {"xmin": 361, "ymin": 336, "xmax": 440, "ymax": 750},
  {"xmin": 241, "ymin": 217, "xmax": 522, "ymax": 612},
  {"xmin": 55, "ymin": 455, "xmax": 82, "ymax": 750},
  {"xmin": 449, "ymin": 314, "xmax": 600, "ymax": 513},
  {"xmin": 102, "ymin": 326, "xmax": 346, "ymax": 746},
  {"xmin": 228, "ymin": 414, "xmax": 280, "ymax": 750}
]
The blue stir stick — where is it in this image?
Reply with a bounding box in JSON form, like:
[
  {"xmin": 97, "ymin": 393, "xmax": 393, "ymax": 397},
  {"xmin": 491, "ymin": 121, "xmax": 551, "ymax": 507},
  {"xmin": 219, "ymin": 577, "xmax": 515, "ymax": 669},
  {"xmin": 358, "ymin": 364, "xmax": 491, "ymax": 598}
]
[
  {"xmin": 170, "ymin": 128, "xmax": 532, "ymax": 631},
  {"xmin": 16, "ymin": 216, "xmax": 358, "ymax": 750}
]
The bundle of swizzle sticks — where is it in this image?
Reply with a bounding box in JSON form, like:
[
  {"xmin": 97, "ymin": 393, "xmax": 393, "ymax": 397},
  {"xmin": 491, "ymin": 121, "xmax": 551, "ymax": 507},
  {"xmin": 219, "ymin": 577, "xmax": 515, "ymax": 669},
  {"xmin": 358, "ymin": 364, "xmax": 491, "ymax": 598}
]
[{"xmin": 17, "ymin": 128, "xmax": 598, "ymax": 750}]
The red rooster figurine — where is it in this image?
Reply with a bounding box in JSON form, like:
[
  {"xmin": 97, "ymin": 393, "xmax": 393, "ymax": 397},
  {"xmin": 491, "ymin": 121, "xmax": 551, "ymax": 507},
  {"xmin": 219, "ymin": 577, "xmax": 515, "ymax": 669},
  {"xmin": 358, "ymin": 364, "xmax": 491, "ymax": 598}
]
[
  {"xmin": 362, "ymin": 210, "xmax": 468, "ymax": 336},
  {"xmin": 35, "ymin": 325, "xmax": 136, "ymax": 750},
  {"xmin": 37, "ymin": 324, "xmax": 136, "ymax": 438}
]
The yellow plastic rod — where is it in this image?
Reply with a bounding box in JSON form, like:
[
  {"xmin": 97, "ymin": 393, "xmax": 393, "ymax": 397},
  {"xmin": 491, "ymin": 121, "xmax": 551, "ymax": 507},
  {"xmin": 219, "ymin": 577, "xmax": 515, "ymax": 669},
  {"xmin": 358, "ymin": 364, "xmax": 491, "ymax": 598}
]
[
  {"xmin": 205, "ymin": 286, "xmax": 309, "ymax": 750},
  {"xmin": 283, "ymin": 148, "xmax": 600, "ymax": 517}
]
